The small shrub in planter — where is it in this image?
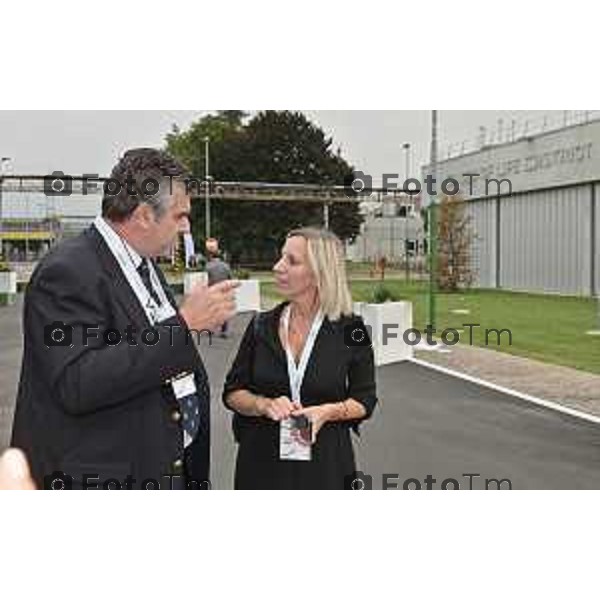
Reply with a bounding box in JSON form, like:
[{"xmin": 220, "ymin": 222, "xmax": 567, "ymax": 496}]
[{"xmin": 370, "ymin": 284, "xmax": 401, "ymax": 304}]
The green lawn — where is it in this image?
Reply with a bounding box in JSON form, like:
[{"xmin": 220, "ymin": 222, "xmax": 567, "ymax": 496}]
[{"xmin": 261, "ymin": 280, "xmax": 600, "ymax": 375}]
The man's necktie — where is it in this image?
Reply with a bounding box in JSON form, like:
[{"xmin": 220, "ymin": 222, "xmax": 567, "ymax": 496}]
[
  {"xmin": 180, "ymin": 390, "xmax": 201, "ymax": 445},
  {"xmin": 137, "ymin": 258, "xmax": 162, "ymax": 306},
  {"xmin": 175, "ymin": 373, "xmax": 209, "ymax": 447}
]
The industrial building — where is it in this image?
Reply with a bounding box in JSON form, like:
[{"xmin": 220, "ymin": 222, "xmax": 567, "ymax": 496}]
[
  {"xmin": 345, "ymin": 194, "xmax": 427, "ymax": 267},
  {"xmin": 422, "ymin": 118, "xmax": 600, "ymax": 297}
]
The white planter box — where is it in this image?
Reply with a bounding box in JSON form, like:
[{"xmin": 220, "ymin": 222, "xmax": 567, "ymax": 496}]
[
  {"xmin": 235, "ymin": 279, "xmax": 261, "ymax": 313},
  {"xmin": 353, "ymin": 301, "xmax": 413, "ymax": 366},
  {"xmin": 0, "ymin": 271, "xmax": 17, "ymax": 295},
  {"xmin": 183, "ymin": 271, "xmax": 208, "ymax": 295}
]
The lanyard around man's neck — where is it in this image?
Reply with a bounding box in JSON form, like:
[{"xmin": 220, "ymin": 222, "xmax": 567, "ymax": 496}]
[{"xmin": 94, "ymin": 216, "xmax": 175, "ymax": 325}]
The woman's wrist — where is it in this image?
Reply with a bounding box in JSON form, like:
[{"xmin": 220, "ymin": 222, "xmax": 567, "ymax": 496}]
[
  {"xmin": 323, "ymin": 401, "xmax": 348, "ymax": 422},
  {"xmin": 254, "ymin": 395, "xmax": 268, "ymax": 417}
]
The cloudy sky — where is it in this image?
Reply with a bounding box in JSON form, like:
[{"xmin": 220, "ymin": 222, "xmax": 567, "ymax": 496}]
[{"xmin": 0, "ymin": 110, "xmax": 591, "ymax": 183}]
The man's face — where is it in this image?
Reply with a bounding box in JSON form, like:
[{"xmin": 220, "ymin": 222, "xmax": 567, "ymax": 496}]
[{"xmin": 141, "ymin": 183, "xmax": 191, "ymax": 256}]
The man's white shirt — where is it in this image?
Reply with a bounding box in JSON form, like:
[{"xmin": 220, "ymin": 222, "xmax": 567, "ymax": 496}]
[{"xmin": 93, "ymin": 216, "xmax": 177, "ymax": 325}]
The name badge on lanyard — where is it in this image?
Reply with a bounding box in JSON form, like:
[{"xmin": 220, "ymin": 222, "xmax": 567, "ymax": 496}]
[
  {"xmin": 279, "ymin": 304, "xmax": 324, "ymax": 462},
  {"xmin": 172, "ymin": 373, "xmax": 198, "ymax": 448}
]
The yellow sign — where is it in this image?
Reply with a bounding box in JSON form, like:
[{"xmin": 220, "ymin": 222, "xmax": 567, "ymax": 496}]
[{"xmin": 0, "ymin": 231, "xmax": 53, "ymax": 241}]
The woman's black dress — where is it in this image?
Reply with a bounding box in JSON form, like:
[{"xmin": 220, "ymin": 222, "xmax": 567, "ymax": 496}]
[{"xmin": 223, "ymin": 302, "xmax": 378, "ymax": 489}]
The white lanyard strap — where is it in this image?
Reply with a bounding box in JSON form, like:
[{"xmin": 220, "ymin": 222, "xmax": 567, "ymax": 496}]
[
  {"xmin": 130, "ymin": 258, "xmax": 173, "ymax": 323},
  {"xmin": 94, "ymin": 216, "xmax": 175, "ymax": 325},
  {"xmin": 281, "ymin": 304, "xmax": 324, "ymax": 405}
]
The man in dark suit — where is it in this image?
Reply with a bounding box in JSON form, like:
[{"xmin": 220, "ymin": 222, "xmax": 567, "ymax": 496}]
[{"xmin": 11, "ymin": 148, "xmax": 238, "ymax": 490}]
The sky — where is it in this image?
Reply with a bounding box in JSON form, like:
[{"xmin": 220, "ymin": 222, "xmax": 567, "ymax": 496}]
[{"xmin": 0, "ymin": 110, "xmax": 592, "ymax": 184}]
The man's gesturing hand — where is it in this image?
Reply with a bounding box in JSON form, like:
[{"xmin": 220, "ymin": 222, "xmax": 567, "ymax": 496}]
[{"xmin": 179, "ymin": 280, "xmax": 240, "ymax": 332}]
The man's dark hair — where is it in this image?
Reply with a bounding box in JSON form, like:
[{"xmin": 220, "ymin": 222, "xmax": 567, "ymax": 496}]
[{"xmin": 102, "ymin": 148, "xmax": 189, "ymax": 222}]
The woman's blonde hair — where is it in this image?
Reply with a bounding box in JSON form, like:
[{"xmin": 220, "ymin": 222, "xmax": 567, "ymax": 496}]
[{"xmin": 286, "ymin": 227, "xmax": 353, "ymax": 321}]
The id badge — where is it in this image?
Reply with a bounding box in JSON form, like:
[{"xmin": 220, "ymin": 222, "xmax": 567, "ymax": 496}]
[
  {"xmin": 171, "ymin": 373, "xmax": 197, "ymax": 448},
  {"xmin": 171, "ymin": 373, "xmax": 197, "ymax": 399},
  {"xmin": 279, "ymin": 418, "xmax": 312, "ymax": 461}
]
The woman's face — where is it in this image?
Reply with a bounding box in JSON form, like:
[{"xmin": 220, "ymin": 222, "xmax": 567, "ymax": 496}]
[{"xmin": 273, "ymin": 236, "xmax": 317, "ymax": 300}]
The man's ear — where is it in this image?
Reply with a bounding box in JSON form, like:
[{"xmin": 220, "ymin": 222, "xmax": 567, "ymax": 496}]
[{"xmin": 132, "ymin": 203, "xmax": 156, "ymax": 228}]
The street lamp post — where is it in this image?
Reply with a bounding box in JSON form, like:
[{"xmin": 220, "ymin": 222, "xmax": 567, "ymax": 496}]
[
  {"xmin": 204, "ymin": 136, "xmax": 211, "ymax": 240},
  {"xmin": 427, "ymin": 110, "xmax": 438, "ymax": 330},
  {"xmin": 402, "ymin": 142, "xmax": 411, "ymax": 282},
  {"xmin": 0, "ymin": 157, "xmax": 10, "ymax": 175},
  {"xmin": 0, "ymin": 158, "xmax": 12, "ymax": 260}
]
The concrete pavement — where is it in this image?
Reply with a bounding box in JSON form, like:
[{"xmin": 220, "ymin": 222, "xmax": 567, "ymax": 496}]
[{"xmin": 2, "ymin": 296, "xmax": 600, "ymax": 489}]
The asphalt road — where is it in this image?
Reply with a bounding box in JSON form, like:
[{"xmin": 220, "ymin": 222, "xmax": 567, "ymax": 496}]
[{"xmin": 2, "ymin": 295, "xmax": 600, "ymax": 490}]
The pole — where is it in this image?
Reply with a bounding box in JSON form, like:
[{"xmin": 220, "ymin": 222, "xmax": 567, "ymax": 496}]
[
  {"xmin": 389, "ymin": 197, "xmax": 393, "ymax": 259},
  {"xmin": 323, "ymin": 202, "xmax": 330, "ymax": 230},
  {"xmin": 403, "ymin": 143, "xmax": 411, "ymax": 282},
  {"xmin": 0, "ymin": 158, "xmax": 11, "ymax": 261},
  {"xmin": 25, "ymin": 190, "xmax": 29, "ymax": 262},
  {"xmin": 591, "ymin": 183, "xmax": 598, "ymax": 329},
  {"xmin": 204, "ymin": 136, "xmax": 211, "ymax": 240},
  {"xmin": 427, "ymin": 110, "xmax": 438, "ymax": 330},
  {"xmin": 0, "ymin": 176, "xmax": 3, "ymax": 261}
]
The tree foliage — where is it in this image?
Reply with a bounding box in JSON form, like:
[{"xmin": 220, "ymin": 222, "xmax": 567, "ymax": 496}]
[
  {"xmin": 436, "ymin": 195, "xmax": 476, "ymax": 291},
  {"xmin": 165, "ymin": 110, "xmax": 363, "ymax": 266}
]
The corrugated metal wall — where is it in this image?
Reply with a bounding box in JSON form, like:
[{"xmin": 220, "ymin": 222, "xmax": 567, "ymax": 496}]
[
  {"xmin": 467, "ymin": 183, "xmax": 598, "ymax": 296},
  {"xmin": 465, "ymin": 199, "xmax": 497, "ymax": 289}
]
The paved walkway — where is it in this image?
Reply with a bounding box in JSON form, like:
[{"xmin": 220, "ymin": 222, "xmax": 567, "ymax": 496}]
[
  {"xmin": 2, "ymin": 296, "xmax": 600, "ymax": 489},
  {"xmin": 415, "ymin": 344, "xmax": 600, "ymax": 418}
]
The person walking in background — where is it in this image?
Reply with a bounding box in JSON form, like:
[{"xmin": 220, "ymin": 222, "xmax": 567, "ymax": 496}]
[{"xmin": 206, "ymin": 241, "xmax": 232, "ymax": 339}]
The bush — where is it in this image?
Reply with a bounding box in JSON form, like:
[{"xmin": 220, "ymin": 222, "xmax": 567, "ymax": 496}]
[
  {"xmin": 370, "ymin": 284, "xmax": 401, "ymax": 304},
  {"xmin": 234, "ymin": 269, "xmax": 251, "ymax": 280},
  {"xmin": 0, "ymin": 262, "xmax": 11, "ymax": 273}
]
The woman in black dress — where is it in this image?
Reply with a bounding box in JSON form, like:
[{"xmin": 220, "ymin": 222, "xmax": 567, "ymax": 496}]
[{"xmin": 223, "ymin": 228, "xmax": 378, "ymax": 489}]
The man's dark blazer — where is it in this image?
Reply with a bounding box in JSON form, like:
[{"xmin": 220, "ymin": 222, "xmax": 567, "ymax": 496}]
[{"xmin": 10, "ymin": 224, "xmax": 211, "ymax": 490}]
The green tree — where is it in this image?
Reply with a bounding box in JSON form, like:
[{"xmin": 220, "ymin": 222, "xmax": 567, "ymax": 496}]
[
  {"xmin": 436, "ymin": 194, "xmax": 476, "ymax": 291},
  {"xmin": 165, "ymin": 110, "xmax": 363, "ymax": 266},
  {"xmin": 165, "ymin": 110, "xmax": 247, "ymax": 178}
]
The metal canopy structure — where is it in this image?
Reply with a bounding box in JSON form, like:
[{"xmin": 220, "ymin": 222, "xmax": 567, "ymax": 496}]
[{"xmin": 0, "ymin": 174, "xmax": 407, "ymax": 205}]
